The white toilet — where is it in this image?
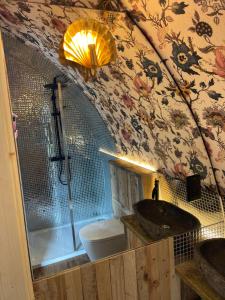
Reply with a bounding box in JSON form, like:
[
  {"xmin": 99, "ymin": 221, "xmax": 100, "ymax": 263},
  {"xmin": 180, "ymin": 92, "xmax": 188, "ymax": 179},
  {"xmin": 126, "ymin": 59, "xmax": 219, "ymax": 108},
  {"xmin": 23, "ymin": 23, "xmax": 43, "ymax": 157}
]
[{"xmin": 79, "ymin": 218, "xmax": 126, "ymax": 261}]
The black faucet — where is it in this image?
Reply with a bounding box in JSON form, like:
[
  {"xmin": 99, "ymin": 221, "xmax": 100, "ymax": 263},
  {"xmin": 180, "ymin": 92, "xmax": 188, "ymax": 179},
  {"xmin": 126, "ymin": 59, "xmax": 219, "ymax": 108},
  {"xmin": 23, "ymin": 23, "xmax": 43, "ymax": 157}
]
[{"xmin": 152, "ymin": 179, "xmax": 159, "ymax": 200}]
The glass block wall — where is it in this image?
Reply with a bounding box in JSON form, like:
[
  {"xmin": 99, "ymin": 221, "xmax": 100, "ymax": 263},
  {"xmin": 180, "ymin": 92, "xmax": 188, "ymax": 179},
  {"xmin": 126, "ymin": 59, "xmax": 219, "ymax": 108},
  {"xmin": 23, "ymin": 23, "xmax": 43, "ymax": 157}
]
[{"xmin": 3, "ymin": 33, "xmax": 116, "ymax": 232}]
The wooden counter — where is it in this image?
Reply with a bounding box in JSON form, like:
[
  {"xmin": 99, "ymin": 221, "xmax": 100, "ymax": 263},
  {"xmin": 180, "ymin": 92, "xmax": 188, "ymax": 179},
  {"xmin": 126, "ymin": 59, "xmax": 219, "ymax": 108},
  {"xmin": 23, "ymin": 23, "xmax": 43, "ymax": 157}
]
[
  {"xmin": 121, "ymin": 214, "xmax": 154, "ymax": 248},
  {"xmin": 176, "ymin": 260, "xmax": 224, "ymax": 300}
]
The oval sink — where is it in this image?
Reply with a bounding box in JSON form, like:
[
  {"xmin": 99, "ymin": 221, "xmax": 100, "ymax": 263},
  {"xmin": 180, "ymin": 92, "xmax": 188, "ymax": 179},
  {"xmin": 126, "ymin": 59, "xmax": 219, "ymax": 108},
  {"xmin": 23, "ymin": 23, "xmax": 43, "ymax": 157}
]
[
  {"xmin": 194, "ymin": 238, "xmax": 225, "ymax": 298},
  {"xmin": 133, "ymin": 199, "xmax": 201, "ymax": 240}
]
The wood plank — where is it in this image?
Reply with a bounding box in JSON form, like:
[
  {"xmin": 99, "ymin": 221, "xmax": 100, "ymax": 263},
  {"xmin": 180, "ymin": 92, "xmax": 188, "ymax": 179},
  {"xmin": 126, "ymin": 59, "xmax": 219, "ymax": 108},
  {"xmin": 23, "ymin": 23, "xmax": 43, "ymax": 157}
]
[
  {"xmin": 126, "ymin": 227, "xmax": 145, "ymax": 249},
  {"xmin": 135, "ymin": 246, "xmax": 149, "ymax": 300},
  {"xmin": 110, "ymin": 163, "xmax": 143, "ymax": 216},
  {"xmin": 33, "ymin": 279, "xmax": 48, "ymax": 300},
  {"xmin": 123, "ymin": 251, "xmax": 138, "ymax": 300},
  {"xmin": 81, "ymin": 263, "xmax": 98, "ymax": 300},
  {"xmin": 33, "ymin": 268, "xmax": 84, "ymax": 300},
  {"xmin": 95, "ymin": 259, "xmax": 112, "ymax": 300},
  {"xmin": 158, "ymin": 239, "xmax": 171, "ymax": 300},
  {"xmin": 63, "ymin": 268, "xmax": 83, "ymax": 300},
  {"xmin": 110, "ymin": 254, "xmax": 126, "ymax": 300},
  {"xmin": 34, "ymin": 276, "xmax": 61, "ymax": 300},
  {"xmin": 176, "ymin": 261, "xmax": 224, "ymax": 300},
  {"xmin": 168, "ymin": 238, "xmax": 181, "ymax": 300},
  {"xmin": 146, "ymin": 242, "xmax": 161, "ymax": 300},
  {"xmin": 0, "ymin": 32, "xmax": 34, "ymax": 300}
]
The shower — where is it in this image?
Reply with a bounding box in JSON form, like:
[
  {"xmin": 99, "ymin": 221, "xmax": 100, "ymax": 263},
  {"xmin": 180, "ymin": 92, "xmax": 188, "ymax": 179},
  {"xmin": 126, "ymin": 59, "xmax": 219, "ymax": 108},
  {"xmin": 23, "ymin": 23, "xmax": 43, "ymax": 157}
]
[
  {"xmin": 3, "ymin": 33, "xmax": 116, "ymax": 271},
  {"xmin": 44, "ymin": 76, "xmax": 76, "ymax": 251},
  {"xmin": 44, "ymin": 76, "xmax": 71, "ymax": 185}
]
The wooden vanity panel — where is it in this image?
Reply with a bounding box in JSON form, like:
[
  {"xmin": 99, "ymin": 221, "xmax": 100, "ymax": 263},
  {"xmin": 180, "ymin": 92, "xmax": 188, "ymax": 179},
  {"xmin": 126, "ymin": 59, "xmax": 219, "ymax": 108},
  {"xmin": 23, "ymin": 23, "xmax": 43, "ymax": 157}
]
[
  {"xmin": 158, "ymin": 239, "xmax": 171, "ymax": 299},
  {"xmin": 64, "ymin": 269, "xmax": 83, "ymax": 300},
  {"xmin": 33, "ymin": 238, "xmax": 180, "ymax": 300},
  {"xmin": 110, "ymin": 254, "xmax": 126, "ymax": 300},
  {"xmin": 135, "ymin": 246, "xmax": 150, "ymax": 299},
  {"xmin": 33, "ymin": 268, "xmax": 83, "ymax": 300},
  {"xmin": 80, "ymin": 263, "xmax": 98, "ymax": 300},
  {"xmin": 169, "ymin": 239, "xmax": 181, "ymax": 300},
  {"xmin": 146, "ymin": 242, "xmax": 161, "ymax": 300},
  {"xmin": 95, "ymin": 259, "xmax": 112, "ymax": 300},
  {"xmin": 123, "ymin": 251, "xmax": 138, "ymax": 300}
]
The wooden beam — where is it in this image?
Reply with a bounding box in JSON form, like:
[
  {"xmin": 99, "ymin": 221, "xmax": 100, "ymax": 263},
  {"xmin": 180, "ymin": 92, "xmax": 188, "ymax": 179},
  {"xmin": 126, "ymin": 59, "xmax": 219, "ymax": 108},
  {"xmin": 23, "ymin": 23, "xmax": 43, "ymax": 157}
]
[{"xmin": 0, "ymin": 32, "xmax": 34, "ymax": 300}]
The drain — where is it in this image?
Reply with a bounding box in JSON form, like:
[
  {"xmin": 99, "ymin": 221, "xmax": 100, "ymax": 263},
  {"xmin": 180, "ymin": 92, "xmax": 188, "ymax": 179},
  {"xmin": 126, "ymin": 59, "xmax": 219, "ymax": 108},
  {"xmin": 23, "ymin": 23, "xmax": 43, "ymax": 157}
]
[{"xmin": 162, "ymin": 224, "xmax": 170, "ymax": 229}]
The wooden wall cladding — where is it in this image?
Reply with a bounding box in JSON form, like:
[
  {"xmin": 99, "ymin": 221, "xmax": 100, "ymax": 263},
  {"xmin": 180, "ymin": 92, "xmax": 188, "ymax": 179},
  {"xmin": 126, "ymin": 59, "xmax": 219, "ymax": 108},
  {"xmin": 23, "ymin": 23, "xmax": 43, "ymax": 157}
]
[
  {"xmin": 0, "ymin": 33, "xmax": 34, "ymax": 300},
  {"xmin": 33, "ymin": 238, "xmax": 180, "ymax": 300},
  {"xmin": 109, "ymin": 163, "xmax": 143, "ymax": 217}
]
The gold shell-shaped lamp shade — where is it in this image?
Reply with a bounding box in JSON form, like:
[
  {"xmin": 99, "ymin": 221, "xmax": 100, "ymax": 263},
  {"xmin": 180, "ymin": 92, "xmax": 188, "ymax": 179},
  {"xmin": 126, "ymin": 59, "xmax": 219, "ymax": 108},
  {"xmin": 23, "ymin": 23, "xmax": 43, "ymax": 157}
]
[{"xmin": 62, "ymin": 19, "xmax": 117, "ymax": 79}]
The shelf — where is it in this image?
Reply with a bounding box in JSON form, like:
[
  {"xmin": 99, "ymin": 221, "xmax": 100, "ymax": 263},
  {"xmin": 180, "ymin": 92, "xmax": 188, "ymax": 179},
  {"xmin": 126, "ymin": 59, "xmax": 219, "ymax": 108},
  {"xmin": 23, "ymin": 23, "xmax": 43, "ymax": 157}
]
[{"xmin": 176, "ymin": 260, "xmax": 224, "ymax": 300}]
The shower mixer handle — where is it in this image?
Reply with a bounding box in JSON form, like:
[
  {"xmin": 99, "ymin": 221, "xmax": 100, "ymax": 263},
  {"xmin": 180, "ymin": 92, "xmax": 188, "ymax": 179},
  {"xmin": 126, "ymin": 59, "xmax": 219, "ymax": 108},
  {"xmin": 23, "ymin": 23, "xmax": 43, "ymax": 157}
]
[{"xmin": 50, "ymin": 155, "xmax": 71, "ymax": 162}]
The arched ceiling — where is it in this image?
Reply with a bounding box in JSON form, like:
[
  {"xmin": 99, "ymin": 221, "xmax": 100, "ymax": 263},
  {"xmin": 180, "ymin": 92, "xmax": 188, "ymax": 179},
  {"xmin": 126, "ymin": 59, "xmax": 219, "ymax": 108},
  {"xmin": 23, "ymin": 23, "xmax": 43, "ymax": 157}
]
[
  {"xmin": 1, "ymin": 0, "xmax": 224, "ymax": 194},
  {"xmin": 119, "ymin": 0, "xmax": 225, "ymax": 195}
]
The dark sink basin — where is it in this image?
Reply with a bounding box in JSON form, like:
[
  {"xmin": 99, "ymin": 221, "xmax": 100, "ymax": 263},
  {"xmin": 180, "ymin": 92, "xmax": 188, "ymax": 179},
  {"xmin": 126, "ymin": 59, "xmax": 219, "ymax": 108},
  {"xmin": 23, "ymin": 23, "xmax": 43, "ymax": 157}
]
[
  {"xmin": 194, "ymin": 238, "xmax": 225, "ymax": 298},
  {"xmin": 133, "ymin": 199, "xmax": 201, "ymax": 240}
]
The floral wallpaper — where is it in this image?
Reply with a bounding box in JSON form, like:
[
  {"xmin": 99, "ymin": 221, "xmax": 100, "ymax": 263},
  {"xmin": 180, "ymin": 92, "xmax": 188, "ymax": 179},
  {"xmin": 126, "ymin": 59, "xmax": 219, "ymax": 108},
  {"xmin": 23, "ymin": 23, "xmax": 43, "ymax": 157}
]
[
  {"xmin": 6, "ymin": 0, "xmax": 119, "ymax": 10},
  {"xmin": 120, "ymin": 0, "xmax": 225, "ymax": 195},
  {"xmin": 0, "ymin": 0, "xmax": 221, "ymax": 193}
]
